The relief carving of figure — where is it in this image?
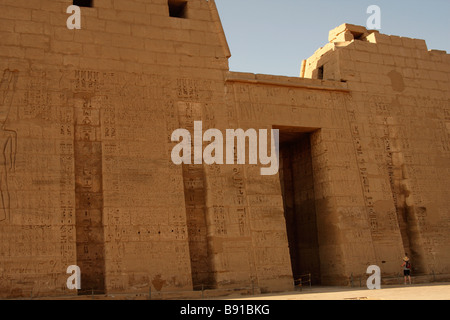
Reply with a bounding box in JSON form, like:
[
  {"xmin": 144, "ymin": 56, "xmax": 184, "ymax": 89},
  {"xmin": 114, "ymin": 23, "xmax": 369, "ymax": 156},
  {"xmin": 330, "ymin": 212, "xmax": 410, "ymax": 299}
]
[{"xmin": 0, "ymin": 69, "xmax": 18, "ymax": 222}]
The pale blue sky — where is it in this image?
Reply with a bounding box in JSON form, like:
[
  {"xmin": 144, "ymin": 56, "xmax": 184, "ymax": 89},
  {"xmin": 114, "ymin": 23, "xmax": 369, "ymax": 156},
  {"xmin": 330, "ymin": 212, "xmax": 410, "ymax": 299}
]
[{"xmin": 215, "ymin": 0, "xmax": 450, "ymax": 77}]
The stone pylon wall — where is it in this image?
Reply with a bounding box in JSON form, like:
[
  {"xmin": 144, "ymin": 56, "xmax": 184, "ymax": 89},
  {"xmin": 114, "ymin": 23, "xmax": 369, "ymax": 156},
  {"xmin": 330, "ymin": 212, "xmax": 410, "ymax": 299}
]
[
  {"xmin": 0, "ymin": 2, "xmax": 448, "ymax": 298},
  {"xmin": 304, "ymin": 24, "xmax": 450, "ymax": 278}
]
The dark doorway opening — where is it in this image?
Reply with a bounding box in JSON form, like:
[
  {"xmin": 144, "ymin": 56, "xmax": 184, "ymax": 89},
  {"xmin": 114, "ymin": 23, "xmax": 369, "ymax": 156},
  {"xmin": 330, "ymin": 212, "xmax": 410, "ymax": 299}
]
[{"xmin": 277, "ymin": 127, "xmax": 321, "ymax": 285}]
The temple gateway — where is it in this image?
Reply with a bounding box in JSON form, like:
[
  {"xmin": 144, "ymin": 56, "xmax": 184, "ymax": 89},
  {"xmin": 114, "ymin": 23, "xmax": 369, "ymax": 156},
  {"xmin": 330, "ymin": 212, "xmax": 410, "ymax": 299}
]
[{"xmin": 0, "ymin": 0, "xmax": 449, "ymax": 298}]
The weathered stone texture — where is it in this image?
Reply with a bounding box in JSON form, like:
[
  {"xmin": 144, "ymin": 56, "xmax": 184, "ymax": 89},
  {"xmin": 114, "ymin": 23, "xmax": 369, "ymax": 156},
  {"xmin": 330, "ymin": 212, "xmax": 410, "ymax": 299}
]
[{"xmin": 0, "ymin": 1, "xmax": 448, "ymax": 298}]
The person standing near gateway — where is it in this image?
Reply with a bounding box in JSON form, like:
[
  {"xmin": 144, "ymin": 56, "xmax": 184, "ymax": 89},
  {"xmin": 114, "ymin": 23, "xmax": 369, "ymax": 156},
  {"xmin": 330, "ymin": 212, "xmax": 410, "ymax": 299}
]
[{"xmin": 401, "ymin": 254, "xmax": 412, "ymax": 285}]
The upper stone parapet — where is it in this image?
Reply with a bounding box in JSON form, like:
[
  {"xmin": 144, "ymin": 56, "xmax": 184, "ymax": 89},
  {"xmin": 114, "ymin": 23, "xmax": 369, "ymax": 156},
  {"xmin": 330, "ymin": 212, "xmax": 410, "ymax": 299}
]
[
  {"xmin": 328, "ymin": 23, "xmax": 369, "ymax": 42},
  {"xmin": 328, "ymin": 23, "xmax": 430, "ymax": 51}
]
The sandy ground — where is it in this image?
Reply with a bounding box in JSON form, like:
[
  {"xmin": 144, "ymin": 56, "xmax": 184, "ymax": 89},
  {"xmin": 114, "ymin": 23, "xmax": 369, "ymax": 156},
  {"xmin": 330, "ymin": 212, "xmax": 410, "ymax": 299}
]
[
  {"xmin": 9, "ymin": 282, "xmax": 450, "ymax": 300},
  {"xmin": 231, "ymin": 283, "xmax": 450, "ymax": 300}
]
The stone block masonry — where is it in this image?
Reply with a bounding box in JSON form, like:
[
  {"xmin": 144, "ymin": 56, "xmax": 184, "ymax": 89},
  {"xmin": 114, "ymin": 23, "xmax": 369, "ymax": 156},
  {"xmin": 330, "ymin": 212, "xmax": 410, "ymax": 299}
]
[{"xmin": 0, "ymin": 1, "xmax": 448, "ymax": 298}]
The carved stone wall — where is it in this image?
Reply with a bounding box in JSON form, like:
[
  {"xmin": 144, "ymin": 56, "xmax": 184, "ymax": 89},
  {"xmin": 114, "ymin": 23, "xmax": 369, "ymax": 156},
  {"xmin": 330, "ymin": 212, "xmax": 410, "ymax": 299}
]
[{"xmin": 0, "ymin": 3, "xmax": 448, "ymax": 298}]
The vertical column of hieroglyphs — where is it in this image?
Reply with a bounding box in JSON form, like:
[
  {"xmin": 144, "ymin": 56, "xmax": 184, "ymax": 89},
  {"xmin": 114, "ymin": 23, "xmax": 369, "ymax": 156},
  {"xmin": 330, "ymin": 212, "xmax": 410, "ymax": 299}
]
[
  {"xmin": 158, "ymin": 79, "xmax": 193, "ymax": 293},
  {"xmin": 100, "ymin": 71, "xmax": 123, "ymax": 293},
  {"xmin": 59, "ymin": 70, "xmax": 77, "ymax": 297},
  {"xmin": 176, "ymin": 79, "xmax": 214, "ymax": 288},
  {"xmin": 347, "ymin": 107, "xmax": 378, "ymax": 235},
  {"xmin": 72, "ymin": 70, "xmax": 106, "ymax": 294},
  {"xmin": 163, "ymin": 96, "xmax": 193, "ymax": 293},
  {"xmin": 216, "ymin": 82, "xmax": 259, "ymax": 289},
  {"xmin": 377, "ymin": 106, "xmax": 419, "ymax": 268}
]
